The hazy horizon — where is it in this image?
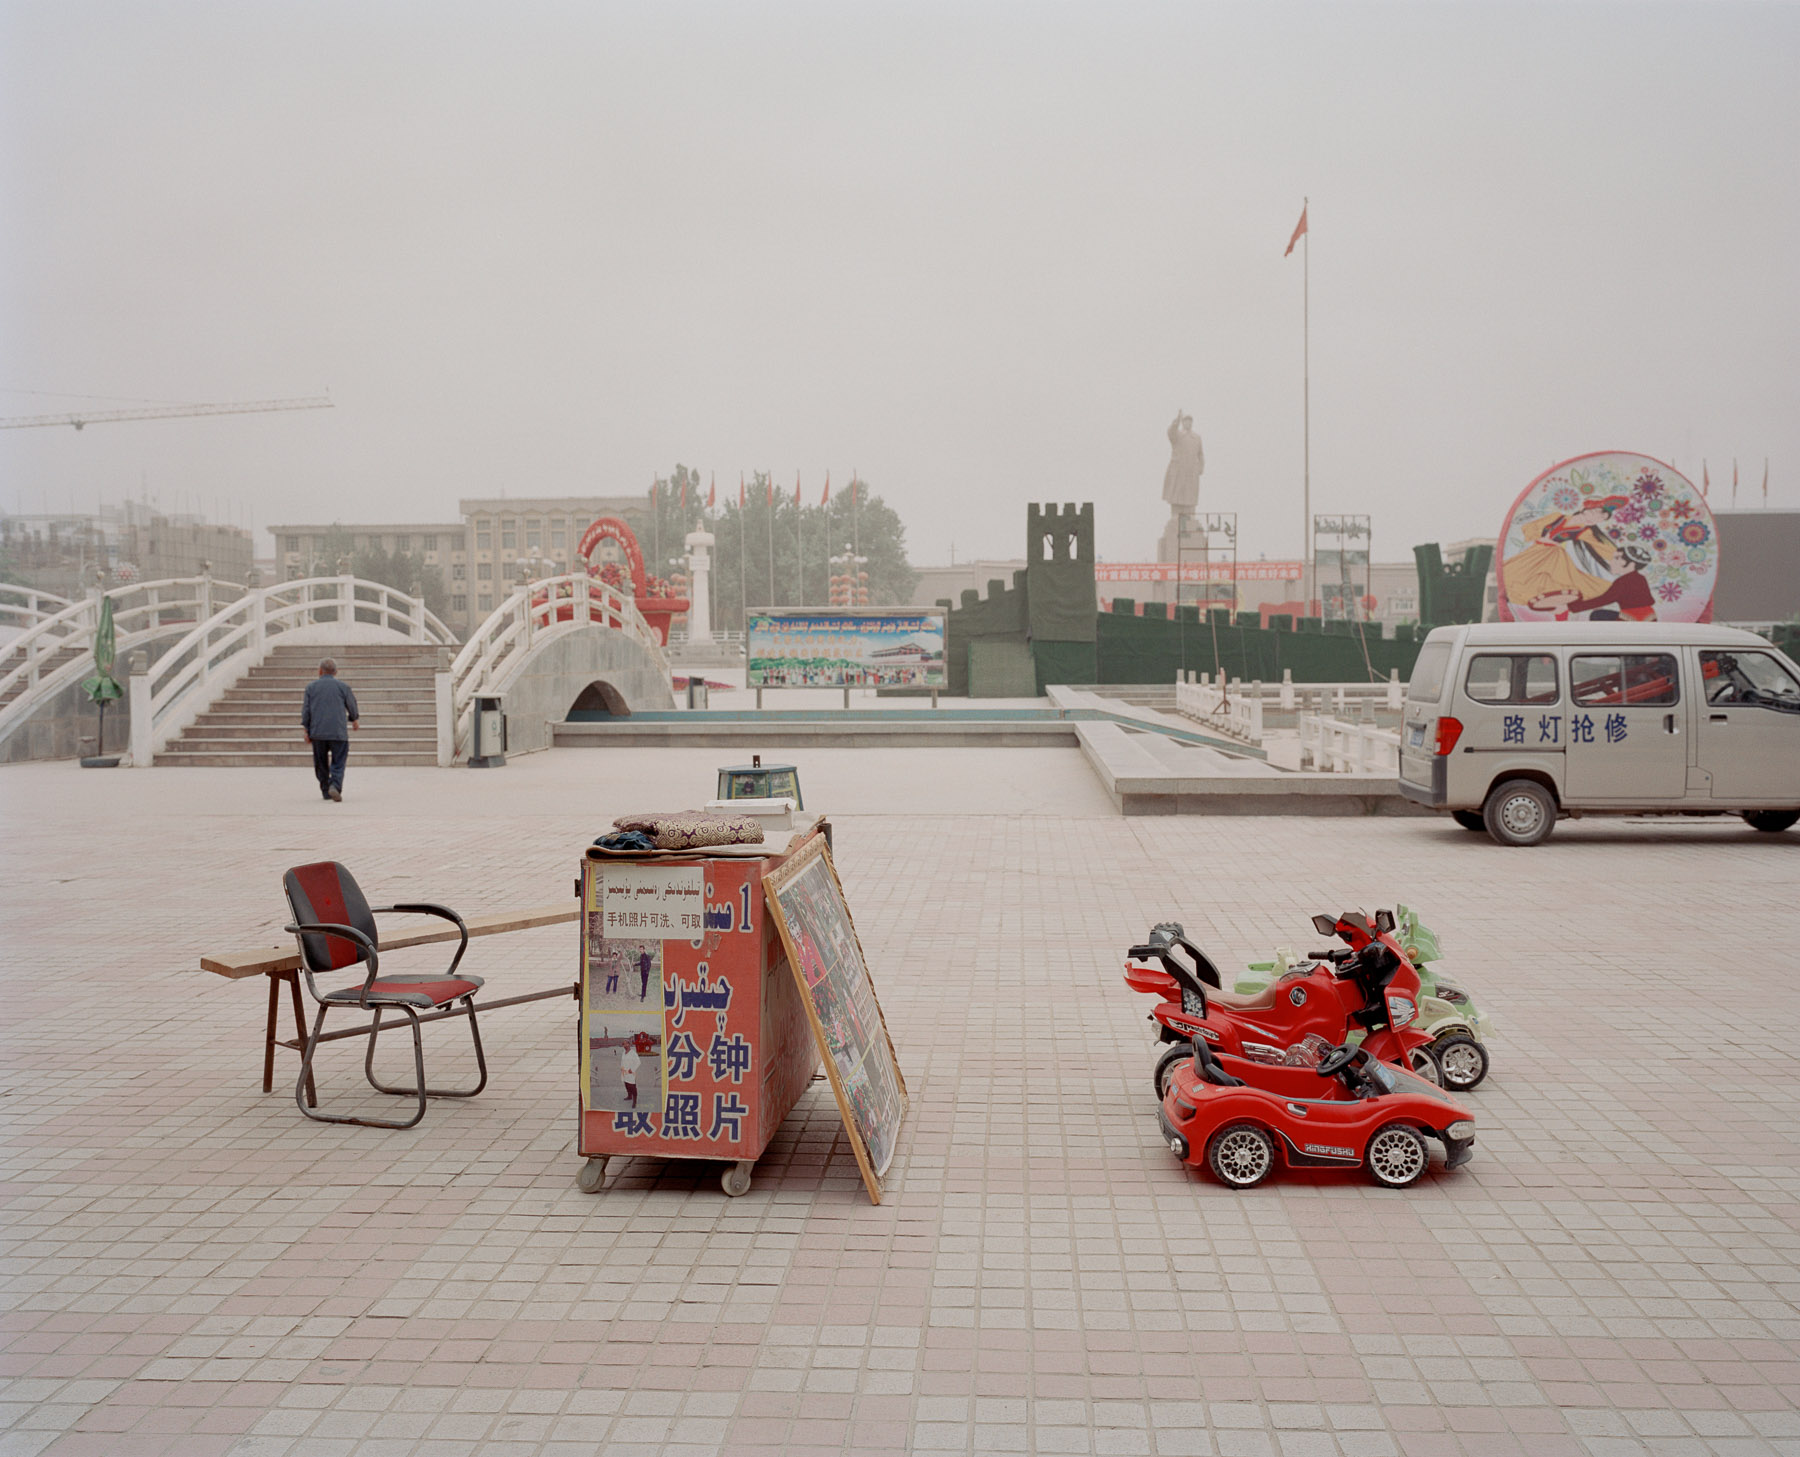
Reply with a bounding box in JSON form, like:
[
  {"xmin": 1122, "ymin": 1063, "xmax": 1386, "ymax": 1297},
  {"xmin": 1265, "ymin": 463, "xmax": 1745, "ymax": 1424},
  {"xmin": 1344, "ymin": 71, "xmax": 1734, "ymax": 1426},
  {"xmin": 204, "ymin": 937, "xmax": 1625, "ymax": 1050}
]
[{"xmin": 3, "ymin": 1, "xmax": 1795, "ymax": 568}]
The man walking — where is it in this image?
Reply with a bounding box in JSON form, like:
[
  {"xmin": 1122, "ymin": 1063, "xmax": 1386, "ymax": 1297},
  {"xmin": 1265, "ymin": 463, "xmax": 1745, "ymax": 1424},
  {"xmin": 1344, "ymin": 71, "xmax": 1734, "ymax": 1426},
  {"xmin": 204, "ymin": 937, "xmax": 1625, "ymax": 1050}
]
[
  {"xmin": 619, "ymin": 1039, "xmax": 640, "ymax": 1109},
  {"xmin": 301, "ymin": 658, "xmax": 359, "ymax": 802}
]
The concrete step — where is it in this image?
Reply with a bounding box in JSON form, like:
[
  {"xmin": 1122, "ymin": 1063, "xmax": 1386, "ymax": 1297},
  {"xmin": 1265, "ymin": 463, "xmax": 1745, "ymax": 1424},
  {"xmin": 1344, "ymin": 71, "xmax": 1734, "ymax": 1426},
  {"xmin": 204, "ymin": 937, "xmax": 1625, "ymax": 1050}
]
[
  {"xmin": 174, "ymin": 725, "xmax": 437, "ymax": 742},
  {"xmin": 194, "ymin": 710, "xmax": 436, "ymax": 725},
  {"xmin": 155, "ymin": 750, "xmax": 440, "ymax": 767}
]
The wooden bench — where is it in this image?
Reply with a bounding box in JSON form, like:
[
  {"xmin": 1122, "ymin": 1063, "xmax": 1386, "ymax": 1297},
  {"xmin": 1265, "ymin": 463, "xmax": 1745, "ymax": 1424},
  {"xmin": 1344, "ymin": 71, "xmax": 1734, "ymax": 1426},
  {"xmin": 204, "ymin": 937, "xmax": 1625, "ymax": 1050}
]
[{"xmin": 202, "ymin": 903, "xmax": 581, "ymax": 1097}]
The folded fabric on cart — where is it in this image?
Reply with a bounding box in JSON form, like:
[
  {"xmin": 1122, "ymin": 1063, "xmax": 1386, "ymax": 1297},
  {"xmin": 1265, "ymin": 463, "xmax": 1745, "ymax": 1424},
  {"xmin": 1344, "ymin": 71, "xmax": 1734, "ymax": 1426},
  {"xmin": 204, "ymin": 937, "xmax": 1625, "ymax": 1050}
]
[
  {"xmin": 611, "ymin": 811, "xmax": 765, "ymax": 849},
  {"xmin": 591, "ymin": 829, "xmax": 657, "ymax": 852}
]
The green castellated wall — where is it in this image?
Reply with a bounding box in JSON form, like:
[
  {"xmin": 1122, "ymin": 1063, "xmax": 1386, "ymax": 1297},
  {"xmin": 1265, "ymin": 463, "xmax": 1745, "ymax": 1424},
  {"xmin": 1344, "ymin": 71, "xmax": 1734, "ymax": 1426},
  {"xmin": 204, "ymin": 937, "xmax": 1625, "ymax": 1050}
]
[
  {"xmin": 938, "ymin": 503, "xmax": 1424, "ymax": 693},
  {"xmin": 1024, "ymin": 502, "xmax": 1097, "ymax": 693}
]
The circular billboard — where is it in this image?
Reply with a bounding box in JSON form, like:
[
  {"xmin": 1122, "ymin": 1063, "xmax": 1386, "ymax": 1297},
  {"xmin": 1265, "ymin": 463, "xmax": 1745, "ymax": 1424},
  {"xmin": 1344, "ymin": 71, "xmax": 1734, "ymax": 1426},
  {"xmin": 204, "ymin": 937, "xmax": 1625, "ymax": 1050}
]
[{"xmin": 1496, "ymin": 451, "xmax": 1717, "ymax": 623}]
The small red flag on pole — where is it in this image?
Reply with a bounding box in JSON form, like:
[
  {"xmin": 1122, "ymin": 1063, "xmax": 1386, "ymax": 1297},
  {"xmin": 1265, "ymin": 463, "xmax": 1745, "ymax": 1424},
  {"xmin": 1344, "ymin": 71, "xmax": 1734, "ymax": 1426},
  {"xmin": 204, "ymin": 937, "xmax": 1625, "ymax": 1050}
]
[
  {"xmin": 767, "ymin": 474, "xmax": 774, "ymax": 507},
  {"xmin": 739, "ymin": 473, "xmax": 746, "ymax": 507},
  {"xmin": 708, "ymin": 473, "xmax": 716, "ymax": 509},
  {"xmin": 1702, "ymin": 461, "xmax": 1709, "ymax": 497},
  {"xmin": 1763, "ymin": 458, "xmax": 1770, "ymax": 505},
  {"xmin": 1284, "ymin": 203, "xmax": 1308, "ymax": 257},
  {"xmin": 821, "ymin": 471, "xmax": 830, "ymax": 506}
]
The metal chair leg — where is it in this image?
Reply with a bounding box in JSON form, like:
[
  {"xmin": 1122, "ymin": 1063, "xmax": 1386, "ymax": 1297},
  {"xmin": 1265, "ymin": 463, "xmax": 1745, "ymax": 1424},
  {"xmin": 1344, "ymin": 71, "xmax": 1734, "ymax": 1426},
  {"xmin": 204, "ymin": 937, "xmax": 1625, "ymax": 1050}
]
[
  {"xmin": 362, "ymin": 996, "xmax": 489, "ymax": 1100},
  {"xmin": 296, "ymin": 1001, "xmax": 428, "ymax": 1130}
]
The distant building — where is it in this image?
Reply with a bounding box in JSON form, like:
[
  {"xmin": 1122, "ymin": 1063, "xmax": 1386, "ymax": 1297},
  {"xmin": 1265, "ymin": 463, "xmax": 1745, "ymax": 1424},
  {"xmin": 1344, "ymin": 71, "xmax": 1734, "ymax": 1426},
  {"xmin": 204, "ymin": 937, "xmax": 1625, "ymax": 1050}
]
[
  {"xmin": 1712, "ymin": 510, "xmax": 1800, "ymax": 622},
  {"xmin": 269, "ymin": 520, "xmax": 468, "ymax": 626},
  {"xmin": 1092, "ymin": 559, "xmax": 1423, "ymax": 629},
  {"xmin": 270, "ymin": 491, "xmax": 652, "ymax": 637},
  {"xmin": 910, "ymin": 559, "xmax": 1028, "ymax": 609},
  {"xmin": 0, "ymin": 502, "xmax": 252, "ymax": 597}
]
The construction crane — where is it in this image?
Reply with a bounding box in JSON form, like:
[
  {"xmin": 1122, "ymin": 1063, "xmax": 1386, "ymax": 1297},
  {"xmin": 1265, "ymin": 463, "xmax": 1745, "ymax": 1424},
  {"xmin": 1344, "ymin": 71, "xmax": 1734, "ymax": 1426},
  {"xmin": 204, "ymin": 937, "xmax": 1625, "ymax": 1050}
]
[{"xmin": 0, "ymin": 395, "xmax": 334, "ymax": 431}]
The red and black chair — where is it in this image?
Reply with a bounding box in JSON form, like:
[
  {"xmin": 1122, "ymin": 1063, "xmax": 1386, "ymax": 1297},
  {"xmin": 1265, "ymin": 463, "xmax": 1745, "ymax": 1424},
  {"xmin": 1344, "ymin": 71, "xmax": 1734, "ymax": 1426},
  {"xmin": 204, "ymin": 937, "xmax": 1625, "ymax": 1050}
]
[{"xmin": 282, "ymin": 861, "xmax": 488, "ymax": 1129}]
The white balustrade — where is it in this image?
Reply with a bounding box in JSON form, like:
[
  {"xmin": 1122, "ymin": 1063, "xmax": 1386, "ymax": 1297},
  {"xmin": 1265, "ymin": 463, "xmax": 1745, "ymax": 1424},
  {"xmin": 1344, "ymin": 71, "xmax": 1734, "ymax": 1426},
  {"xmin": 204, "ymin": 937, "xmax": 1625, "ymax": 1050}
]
[
  {"xmin": 1174, "ymin": 674, "xmax": 1265, "ymax": 744},
  {"xmin": 132, "ymin": 576, "xmax": 453, "ymax": 764},
  {"xmin": 0, "ymin": 576, "xmax": 248, "ymax": 748},
  {"xmin": 1297, "ymin": 713, "xmax": 1402, "ymax": 774},
  {"xmin": 449, "ymin": 571, "xmax": 669, "ymax": 760}
]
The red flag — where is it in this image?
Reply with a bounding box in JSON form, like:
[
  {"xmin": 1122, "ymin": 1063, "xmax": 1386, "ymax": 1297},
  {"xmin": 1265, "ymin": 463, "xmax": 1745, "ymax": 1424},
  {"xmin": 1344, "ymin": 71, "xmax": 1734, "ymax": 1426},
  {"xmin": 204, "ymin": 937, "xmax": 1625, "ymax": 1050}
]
[
  {"xmin": 739, "ymin": 472, "xmax": 745, "ymax": 507},
  {"xmin": 767, "ymin": 474, "xmax": 774, "ymax": 507},
  {"xmin": 821, "ymin": 471, "xmax": 831, "ymax": 506},
  {"xmin": 708, "ymin": 473, "xmax": 716, "ymax": 509},
  {"xmin": 1702, "ymin": 461, "xmax": 1710, "ymax": 497},
  {"xmin": 1284, "ymin": 202, "xmax": 1308, "ymax": 257}
]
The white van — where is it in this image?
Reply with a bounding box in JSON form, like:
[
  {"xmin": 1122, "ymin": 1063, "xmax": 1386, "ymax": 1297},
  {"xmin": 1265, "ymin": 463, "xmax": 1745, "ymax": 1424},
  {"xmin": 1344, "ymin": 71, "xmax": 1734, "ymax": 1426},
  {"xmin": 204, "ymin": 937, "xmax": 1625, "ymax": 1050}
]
[{"xmin": 1398, "ymin": 622, "xmax": 1800, "ymax": 845}]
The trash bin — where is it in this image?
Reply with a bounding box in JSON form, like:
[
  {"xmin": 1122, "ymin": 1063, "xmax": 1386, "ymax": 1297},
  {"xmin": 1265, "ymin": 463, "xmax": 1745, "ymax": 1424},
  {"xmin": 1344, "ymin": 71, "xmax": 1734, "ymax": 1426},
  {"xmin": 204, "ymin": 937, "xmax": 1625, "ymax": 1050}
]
[{"xmin": 575, "ymin": 821, "xmax": 827, "ymax": 1196}]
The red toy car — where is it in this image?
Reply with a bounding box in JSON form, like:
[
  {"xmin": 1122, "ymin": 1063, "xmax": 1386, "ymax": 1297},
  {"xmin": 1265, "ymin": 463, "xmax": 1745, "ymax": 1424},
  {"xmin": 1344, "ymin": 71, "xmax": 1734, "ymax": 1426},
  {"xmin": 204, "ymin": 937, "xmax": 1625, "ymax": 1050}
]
[{"xmin": 1160, "ymin": 1039, "xmax": 1476, "ymax": 1189}]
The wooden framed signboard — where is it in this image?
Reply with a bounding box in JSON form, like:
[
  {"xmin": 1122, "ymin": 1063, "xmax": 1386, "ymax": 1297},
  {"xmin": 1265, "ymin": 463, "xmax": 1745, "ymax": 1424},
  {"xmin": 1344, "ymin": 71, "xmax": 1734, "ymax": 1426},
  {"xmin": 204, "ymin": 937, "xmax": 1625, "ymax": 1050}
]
[{"xmin": 761, "ymin": 833, "xmax": 907, "ymax": 1203}]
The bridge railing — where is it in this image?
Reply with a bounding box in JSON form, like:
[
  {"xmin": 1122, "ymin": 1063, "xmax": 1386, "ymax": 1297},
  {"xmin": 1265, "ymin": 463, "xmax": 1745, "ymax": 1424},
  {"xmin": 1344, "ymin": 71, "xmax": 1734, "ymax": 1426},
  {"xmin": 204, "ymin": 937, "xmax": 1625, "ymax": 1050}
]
[
  {"xmin": 0, "ymin": 585, "xmax": 75, "ymax": 633},
  {"xmin": 0, "ymin": 576, "xmax": 248, "ymax": 748},
  {"xmin": 450, "ymin": 572, "xmax": 668, "ymax": 758},
  {"xmin": 134, "ymin": 575, "xmax": 455, "ymax": 762}
]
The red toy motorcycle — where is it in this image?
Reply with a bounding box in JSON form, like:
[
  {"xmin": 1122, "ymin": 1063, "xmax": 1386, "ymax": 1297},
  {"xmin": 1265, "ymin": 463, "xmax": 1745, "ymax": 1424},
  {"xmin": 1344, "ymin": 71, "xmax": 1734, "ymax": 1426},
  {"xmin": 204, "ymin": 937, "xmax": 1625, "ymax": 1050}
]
[{"xmin": 1124, "ymin": 910, "xmax": 1443, "ymax": 1094}]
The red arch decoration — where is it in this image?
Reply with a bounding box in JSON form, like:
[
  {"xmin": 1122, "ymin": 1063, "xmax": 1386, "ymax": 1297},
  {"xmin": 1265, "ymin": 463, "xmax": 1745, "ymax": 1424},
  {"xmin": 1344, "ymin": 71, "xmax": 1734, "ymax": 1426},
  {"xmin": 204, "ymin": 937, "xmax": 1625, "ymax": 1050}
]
[{"xmin": 577, "ymin": 517, "xmax": 648, "ymax": 597}]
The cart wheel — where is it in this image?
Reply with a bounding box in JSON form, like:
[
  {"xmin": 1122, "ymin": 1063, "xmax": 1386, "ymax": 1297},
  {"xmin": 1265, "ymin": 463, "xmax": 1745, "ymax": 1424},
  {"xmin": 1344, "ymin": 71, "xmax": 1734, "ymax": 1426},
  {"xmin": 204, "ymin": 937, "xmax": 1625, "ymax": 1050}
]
[
  {"xmin": 1407, "ymin": 1045, "xmax": 1442, "ymax": 1085},
  {"xmin": 720, "ymin": 1161, "xmax": 753, "ymax": 1198},
  {"xmin": 576, "ymin": 1156, "xmax": 608, "ymax": 1193},
  {"xmin": 1433, "ymin": 1033, "xmax": 1489, "ymax": 1091},
  {"xmin": 1366, "ymin": 1123, "xmax": 1429, "ymax": 1188},
  {"xmin": 1206, "ymin": 1122, "xmax": 1276, "ymax": 1189},
  {"xmin": 1153, "ymin": 1044, "xmax": 1194, "ymax": 1099}
]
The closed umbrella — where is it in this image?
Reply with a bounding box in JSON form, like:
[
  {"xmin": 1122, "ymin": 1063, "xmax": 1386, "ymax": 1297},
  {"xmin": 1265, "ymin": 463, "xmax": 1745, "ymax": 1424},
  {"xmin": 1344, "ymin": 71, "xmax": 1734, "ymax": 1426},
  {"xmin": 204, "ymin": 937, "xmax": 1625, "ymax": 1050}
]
[{"xmin": 80, "ymin": 594, "xmax": 124, "ymax": 759}]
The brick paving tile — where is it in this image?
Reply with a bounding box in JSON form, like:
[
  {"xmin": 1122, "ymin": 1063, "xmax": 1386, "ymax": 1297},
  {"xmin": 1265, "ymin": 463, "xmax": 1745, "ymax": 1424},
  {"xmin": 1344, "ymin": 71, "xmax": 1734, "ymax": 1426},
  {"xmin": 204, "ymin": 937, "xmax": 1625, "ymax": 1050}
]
[{"xmin": 4, "ymin": 751, "xmax": 1800, "ymax": 1455}]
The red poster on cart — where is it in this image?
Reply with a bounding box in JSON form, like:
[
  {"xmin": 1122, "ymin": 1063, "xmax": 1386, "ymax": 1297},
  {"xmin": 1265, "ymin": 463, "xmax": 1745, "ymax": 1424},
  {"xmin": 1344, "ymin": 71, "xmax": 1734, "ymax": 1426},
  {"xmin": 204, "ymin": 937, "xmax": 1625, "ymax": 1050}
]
[{"xmin": 580, "ymin": 857, "xmax": 769, "ymax": 1157}]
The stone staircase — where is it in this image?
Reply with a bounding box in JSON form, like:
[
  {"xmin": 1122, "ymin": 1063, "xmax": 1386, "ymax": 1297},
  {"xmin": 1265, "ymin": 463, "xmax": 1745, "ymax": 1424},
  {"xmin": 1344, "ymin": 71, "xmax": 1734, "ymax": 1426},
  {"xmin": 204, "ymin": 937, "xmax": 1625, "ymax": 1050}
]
[{"xmin": 157, "ymin": 643, "xmax": 444, "ymax": 767}]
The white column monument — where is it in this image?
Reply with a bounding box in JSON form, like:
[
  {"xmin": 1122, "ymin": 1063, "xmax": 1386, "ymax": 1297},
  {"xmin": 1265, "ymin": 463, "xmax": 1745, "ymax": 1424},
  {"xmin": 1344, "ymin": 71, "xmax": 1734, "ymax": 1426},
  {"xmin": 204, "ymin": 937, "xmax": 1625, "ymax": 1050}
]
[{"xmin": 683, "ymin": 528, "xmax": 715, "ymax": 645}]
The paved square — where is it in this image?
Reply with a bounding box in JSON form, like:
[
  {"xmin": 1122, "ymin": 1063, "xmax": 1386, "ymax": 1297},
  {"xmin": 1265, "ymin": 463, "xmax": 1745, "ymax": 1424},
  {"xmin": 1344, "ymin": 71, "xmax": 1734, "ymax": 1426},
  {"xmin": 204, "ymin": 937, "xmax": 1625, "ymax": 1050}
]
[{"xmin": 4, "ymin": 749, "xmax": 1799, "ymax": 1455}]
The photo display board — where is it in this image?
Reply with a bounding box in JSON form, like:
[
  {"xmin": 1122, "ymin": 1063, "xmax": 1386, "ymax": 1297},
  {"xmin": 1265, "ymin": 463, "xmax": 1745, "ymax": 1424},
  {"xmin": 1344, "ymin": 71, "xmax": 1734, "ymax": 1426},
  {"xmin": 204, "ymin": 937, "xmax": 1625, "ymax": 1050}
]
[
  {"xmin": 580, "ymin": 859, "xmax": 764, "ymax": 1156},
  {"xmin": 761, "ymin": 834, "xmax": 907, "ymax": 1203},
  {"xmin": 747, "ymin": 608, "xmax": 947, "ymax": 689}
]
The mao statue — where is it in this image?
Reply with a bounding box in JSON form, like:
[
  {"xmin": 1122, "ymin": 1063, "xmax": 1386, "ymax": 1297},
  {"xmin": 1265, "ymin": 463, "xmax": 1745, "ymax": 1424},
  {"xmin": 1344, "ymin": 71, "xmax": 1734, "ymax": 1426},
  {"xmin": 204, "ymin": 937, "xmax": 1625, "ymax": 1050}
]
[{"xmin": 1162, "ymin": 412, "xmax": 1204, "ymax": 511}]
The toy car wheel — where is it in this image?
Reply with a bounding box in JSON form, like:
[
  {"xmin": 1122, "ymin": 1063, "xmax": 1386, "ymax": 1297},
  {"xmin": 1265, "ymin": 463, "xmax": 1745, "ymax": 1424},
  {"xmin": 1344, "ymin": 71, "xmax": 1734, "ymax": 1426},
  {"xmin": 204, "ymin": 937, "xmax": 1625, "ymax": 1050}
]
[
  {"xmin": 1406, "ymin": 1045, "xmax": 1442, "ymax": 1085},
  {"xmin": 1743, "ymin": 810, "xmax": 1799, "ymax": 833},
  {"xmin": 1451, "ymin": 810, "xmax": 1486, "ymax": 832},
  {"xmin": 1433, "ymin": 1033, "xmax": 1489, "ymax": 1091},
  {"xmin": 1482, "ymin": 779, "xmax": 1556, "ymax": 847},
  {"xmin": 1366, "ymin": 1123, "xmax": 1430, "ymax": 1188},
  {"xmin": 1207, "ymin": 1123, "xmax": 1276, "ymax": 1189},
  {"xmin": 1153, "ymin": 1044, "xmax": 1193, "ymax": 1098}
]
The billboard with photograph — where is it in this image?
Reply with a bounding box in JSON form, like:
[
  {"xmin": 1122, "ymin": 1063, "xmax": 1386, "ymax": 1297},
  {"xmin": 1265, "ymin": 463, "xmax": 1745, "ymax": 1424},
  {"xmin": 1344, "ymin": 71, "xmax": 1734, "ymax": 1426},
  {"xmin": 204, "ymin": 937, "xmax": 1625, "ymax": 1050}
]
[{"xmin": 747, "ymin": 609, "xmax": 947, "ymax": 688}]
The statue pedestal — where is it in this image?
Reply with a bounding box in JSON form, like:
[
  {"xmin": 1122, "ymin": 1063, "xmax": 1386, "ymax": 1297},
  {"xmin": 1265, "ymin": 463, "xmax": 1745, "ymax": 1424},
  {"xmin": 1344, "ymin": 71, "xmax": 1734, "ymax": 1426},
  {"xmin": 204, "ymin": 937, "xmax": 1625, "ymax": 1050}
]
[{"xmin": 1157, "ymin": 513, "xmax": 1212, "ymax": 565}]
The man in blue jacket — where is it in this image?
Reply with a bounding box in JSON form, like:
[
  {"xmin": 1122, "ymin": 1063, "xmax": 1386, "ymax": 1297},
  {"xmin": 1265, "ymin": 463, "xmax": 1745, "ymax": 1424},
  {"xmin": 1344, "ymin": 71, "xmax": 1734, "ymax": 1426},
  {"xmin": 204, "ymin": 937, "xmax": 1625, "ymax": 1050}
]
[{"xmin": 301, "ymin": 658, "xmax": 359, "ymax": 802}]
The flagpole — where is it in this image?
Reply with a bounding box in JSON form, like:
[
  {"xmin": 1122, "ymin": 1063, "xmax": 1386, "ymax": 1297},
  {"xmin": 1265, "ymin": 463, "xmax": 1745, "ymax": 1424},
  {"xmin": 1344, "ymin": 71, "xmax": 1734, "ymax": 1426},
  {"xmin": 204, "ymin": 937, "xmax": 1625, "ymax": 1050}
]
[
  {"xmin": 739, "ymin": 476, "xmax": 748, "ymax": 633},
  {"xmin": 1302, "ymin": 195, "xmax": 1311, "ymax": 615},
  {"xmin": 766, "ymin": 474, "xmax": 775, "ymax": 608},
  {"xmin": 796, "ymin": 473, "xmax": 804, "ymax": 607}
]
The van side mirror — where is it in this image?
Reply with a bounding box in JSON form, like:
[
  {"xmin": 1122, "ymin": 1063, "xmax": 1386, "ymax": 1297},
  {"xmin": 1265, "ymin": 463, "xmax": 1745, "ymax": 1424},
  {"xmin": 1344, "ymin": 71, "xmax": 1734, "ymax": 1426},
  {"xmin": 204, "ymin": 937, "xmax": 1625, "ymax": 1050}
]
[
  {"xmin": 1311, "ymin": 914, "xmax": 1338, "ymax": 936},
  {"xmin": 1374, "ymin": 909, "xmax": 1396, "ymax": 934}
]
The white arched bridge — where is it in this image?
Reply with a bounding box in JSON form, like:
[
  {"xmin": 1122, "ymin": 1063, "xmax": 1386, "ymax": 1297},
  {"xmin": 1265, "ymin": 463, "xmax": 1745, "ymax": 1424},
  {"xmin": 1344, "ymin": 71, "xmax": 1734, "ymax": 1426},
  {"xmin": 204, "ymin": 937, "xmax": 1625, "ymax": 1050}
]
[{"xmin": 0, "ymin": 570, "xmax": 675, "ymax": 766}]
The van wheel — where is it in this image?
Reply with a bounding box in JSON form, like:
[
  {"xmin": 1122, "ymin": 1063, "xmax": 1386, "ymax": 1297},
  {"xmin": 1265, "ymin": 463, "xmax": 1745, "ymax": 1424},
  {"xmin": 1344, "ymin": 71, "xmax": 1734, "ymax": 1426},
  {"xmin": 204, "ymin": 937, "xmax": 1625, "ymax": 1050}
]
[
  {"xmin": 1451, "ymin": 811, "xmax": 1486, "ymax": 832},
  {"xmin": 1743, "ymin": 810, "xmax": 1800, "ymax": 834},
  {"xmin": 1483, "ymin": 779, "xmax": 1556, "ymax": 846}
]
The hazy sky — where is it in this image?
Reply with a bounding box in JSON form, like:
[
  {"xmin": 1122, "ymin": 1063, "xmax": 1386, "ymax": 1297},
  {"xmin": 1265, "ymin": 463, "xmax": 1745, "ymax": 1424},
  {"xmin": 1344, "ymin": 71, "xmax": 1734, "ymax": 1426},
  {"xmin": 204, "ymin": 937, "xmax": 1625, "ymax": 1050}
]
[{"xmin": 3, "ymin": 1, "xmax": 1795, "ymax": 567}]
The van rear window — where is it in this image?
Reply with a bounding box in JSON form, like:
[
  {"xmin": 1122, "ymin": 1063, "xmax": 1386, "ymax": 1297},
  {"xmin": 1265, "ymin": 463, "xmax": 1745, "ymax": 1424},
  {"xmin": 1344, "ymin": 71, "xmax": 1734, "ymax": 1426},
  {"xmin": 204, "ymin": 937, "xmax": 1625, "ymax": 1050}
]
[
  {"xmin": 1407, "ymin": 642, "xmax": 1451, "ymax": 704},
  {"xmin": 1464, "ymin": 654, "xmax": 1559, "ymax": 705}
]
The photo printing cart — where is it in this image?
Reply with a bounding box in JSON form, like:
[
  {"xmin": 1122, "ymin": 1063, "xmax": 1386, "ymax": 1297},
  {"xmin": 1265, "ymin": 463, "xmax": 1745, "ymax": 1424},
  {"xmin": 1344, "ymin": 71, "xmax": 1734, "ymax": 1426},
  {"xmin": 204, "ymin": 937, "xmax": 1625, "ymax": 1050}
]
[{"xmin": 576, "ymin": 820, "xmax": 827, "ymax": 1196}]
